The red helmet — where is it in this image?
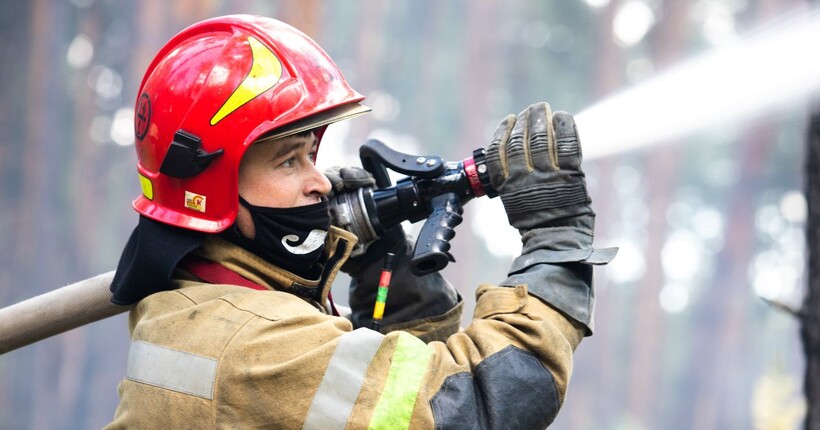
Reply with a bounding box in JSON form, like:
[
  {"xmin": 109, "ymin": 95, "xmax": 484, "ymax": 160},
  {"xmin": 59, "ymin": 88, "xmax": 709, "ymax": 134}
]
[{"xmin": 132, "ymin": 15, "xmax": 369, "ymax": 232}]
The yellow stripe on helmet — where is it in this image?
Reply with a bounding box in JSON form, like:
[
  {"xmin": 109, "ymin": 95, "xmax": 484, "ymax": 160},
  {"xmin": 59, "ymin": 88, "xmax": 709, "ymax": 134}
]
[{"xmin": 210, "ymin": 36, "xmax": 282, "ymax": 126}]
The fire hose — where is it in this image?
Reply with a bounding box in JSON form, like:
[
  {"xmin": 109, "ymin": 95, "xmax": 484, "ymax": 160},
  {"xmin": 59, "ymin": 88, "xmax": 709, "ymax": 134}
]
[{"xmin": 0, "ymin": 271, "xmax": 126, "ymax": 354}]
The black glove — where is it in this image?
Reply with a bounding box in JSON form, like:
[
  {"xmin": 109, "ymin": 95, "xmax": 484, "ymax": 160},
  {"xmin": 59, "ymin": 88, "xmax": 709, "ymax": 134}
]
[
  {"xmin": 486, "ymin": 102, "xmax": 616, "ymax": 333},
  {"xmin": 347, "ymin": 236, "xmax": 460, "ymax": 336}
]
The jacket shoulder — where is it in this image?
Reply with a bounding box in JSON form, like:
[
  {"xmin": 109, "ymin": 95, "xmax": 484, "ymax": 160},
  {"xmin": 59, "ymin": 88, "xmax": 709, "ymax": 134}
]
[{"xmin": 176, "ymin": 280, "xmax": 322, "ymax": 320}]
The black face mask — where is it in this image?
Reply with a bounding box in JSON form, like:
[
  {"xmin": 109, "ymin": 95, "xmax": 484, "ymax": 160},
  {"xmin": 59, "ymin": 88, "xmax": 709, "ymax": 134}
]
[{"xmin": 228, "ymin": 197, "xmax": 331, "ymax": 279}]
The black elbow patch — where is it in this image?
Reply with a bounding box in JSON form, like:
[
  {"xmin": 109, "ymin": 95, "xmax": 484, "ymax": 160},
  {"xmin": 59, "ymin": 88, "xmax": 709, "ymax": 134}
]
[{"xmin": 431, "ymin": 345, "xmax": 560, "ymax": 429}]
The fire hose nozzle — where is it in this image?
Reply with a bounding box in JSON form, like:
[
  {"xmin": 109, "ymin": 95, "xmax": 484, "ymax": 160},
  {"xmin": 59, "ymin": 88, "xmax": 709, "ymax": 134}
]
[{"xmin": 328, "ymin": 139, "xmax": 496, "ymax": 276}]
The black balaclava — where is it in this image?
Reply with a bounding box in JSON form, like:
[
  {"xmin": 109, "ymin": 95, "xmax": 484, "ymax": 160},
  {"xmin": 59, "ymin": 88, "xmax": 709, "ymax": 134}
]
[{"xmin": 223, "ymin": 197, "xmax": 331, "ymax": 279}]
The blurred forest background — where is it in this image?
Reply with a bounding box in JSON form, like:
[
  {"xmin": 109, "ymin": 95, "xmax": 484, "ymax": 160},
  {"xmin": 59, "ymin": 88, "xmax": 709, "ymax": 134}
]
[{"xmin": 0, "ymin": 0, "xmax": 814, "ymax": 428}]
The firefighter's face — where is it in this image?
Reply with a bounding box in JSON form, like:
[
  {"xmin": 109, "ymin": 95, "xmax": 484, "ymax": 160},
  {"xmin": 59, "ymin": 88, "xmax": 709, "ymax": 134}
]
[{"xmin": 234, "ymin": 132, "xmax": 331, "ymax": 238}]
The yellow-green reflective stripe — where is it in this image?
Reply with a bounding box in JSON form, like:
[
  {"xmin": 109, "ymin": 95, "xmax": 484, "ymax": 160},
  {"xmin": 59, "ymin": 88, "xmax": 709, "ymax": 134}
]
[{"xmin": 368, "ymin": 332, "xmax": 433, "ymax": 430}]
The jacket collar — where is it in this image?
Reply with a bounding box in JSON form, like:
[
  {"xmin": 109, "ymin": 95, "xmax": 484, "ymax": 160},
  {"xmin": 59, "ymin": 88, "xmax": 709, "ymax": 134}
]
[{"xmin": 193, "ymin": 226, "xmax": 358, "ymax": 312}]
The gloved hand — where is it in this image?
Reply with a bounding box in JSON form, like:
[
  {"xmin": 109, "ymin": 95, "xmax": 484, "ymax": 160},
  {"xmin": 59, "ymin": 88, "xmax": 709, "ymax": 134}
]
[
  {"xmin": 347, "ymin": 237, "xmax": 461, "ymax": 340},
  {"xmin": 324, "ymin": 165, "xmax": 461, "ymax": 339},
  {"xmin": 486, "ymin": 102, "xmax": 616, "ymax": 334},
  {"xmin": 325, "ymin": 165, "xmax": 376, "ymax": 194},
  {"xmin": 487, "ymin": 102, "xmax": 591, "ymax": 230}
]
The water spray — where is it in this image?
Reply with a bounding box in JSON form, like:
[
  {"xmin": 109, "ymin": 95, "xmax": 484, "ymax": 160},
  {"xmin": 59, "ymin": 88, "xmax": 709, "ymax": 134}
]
[{"xmin": 576, "ymin": 7, "xmax": 820, "ymax": 160}]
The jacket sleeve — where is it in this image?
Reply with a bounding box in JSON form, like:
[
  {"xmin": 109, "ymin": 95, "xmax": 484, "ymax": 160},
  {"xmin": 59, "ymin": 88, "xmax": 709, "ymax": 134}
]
[
  {"xmin": 343, "ymin": 240, "xmax": 593, "ymax": 428},
  {"xmin": 309, "ymin": 263, "xmax": 589, "ymax": 429},
  {"xmin": 422, "ymin": 282, "xmax": 584, "ymax": 429}
]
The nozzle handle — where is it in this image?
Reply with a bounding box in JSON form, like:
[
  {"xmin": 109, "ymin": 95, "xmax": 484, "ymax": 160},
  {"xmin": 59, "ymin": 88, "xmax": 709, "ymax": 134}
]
[
  {"xmin": 360, "ymin": 139, "xmax": 445, "ymax": 189},
  {"xmin": 411, "ymin": 192, "xmax": 462, "ymax": 276}
]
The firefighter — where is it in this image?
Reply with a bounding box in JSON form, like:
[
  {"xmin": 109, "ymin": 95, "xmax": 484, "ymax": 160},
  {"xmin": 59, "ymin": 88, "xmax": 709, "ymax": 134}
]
[{"xmin": 106, "ymin": 15, "xmax": 615, "ymax": 429}]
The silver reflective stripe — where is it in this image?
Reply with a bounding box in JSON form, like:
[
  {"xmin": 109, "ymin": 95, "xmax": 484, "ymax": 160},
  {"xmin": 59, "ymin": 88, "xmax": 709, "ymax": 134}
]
[
  {"xmin": 126, "ymin": 341, "xmax": 218, "ymax": 399},
  {"xmin": 302, "ymin": 328, "xmax": 384, "ymax": 430}
]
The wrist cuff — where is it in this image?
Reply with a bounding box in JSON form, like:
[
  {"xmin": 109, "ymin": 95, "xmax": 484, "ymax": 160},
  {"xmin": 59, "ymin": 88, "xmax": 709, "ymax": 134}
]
[
  {"xmin": 502, "ymin": 262, "xmax": 596, "ymax": 335},
  {"xmin": 509, "ymin": 247, "xmax": 618, "ymax": 275}
]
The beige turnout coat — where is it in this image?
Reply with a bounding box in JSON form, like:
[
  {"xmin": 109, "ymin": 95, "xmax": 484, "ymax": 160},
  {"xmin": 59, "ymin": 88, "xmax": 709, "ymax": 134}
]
[{"xmin": 107, "ymin": 227, "xmax": 585, "ymax": 429}]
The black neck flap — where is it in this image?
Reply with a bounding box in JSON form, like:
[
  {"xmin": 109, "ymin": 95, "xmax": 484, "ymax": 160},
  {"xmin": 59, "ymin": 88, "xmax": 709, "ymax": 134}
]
[{"xmin": 110, "ymin": 216, "xmax": 204, "ymax": 305}]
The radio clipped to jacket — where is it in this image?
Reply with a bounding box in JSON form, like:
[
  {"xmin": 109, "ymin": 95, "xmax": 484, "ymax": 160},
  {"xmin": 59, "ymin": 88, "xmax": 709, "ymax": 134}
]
[{"xmin": 328, "ymin": 139, "xmax": 497, "ymax": 277}]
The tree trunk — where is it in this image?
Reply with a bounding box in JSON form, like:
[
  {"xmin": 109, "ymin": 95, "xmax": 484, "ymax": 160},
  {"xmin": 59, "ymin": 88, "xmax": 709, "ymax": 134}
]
[
  {"xmin": 803, "ymin": 96, "xmax": 820, "ymax": 429},
  {"xmin": 804, "ymin": 2, "xmax": 820, "ymax": 428}
]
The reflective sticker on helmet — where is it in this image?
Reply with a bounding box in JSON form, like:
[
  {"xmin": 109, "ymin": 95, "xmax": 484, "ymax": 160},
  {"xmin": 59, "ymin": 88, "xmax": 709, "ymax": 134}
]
[
  {"xmin": 138, "ymin": 173, "xmax": 153, "ymax": 200},
  {"xmin": 210, "ymin": 36, "xmax": 283, "ymax": 126},
  {"xmin": 185, "ymin": 191, "xmax": 206, "ymax": 213}
]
